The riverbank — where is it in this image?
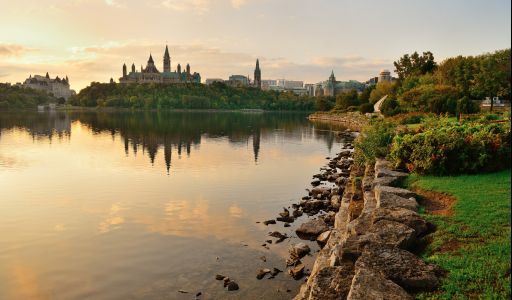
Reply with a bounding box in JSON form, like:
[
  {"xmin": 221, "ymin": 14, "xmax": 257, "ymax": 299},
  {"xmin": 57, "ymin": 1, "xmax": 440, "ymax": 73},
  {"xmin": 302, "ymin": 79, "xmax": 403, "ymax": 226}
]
[{"xmin": 308, "ymin": 112, "xmax": 368, "ymax": 131}]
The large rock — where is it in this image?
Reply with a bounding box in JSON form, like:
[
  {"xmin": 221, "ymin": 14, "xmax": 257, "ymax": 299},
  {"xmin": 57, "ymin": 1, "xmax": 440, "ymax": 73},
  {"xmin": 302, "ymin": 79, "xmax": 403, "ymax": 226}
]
[
  {"xmin": 355, "ymin": 244, "xmax": 439, "ymax": 291},
  {"xmin": 368, "ymin": 220, "xmax": 416, "ymax": 249},
  {"xmin": 375, "ymin": 185, "xmax": 416, "ymax": 199},
  {"xmin": 311, "ymin": 186, "xmax": 331, "ymax": 198},
  {"xmin": 372, "ymin": 207, "xmax": 429, "ymax": 236},
  {"xmin": 302, "ymin": 199, "xmax": 328, "ymax": 212},
  {"xmin": 347, "ymin": 267, "xmax": 412, "ymax": 300},
  {"xmin": 375, "ymin": 188, "xmax": 418, "ymax": 212},
  {"xmin": 372, "ymin": 176, "xmax": 400, "ymax": 188},
  {"xmin": 330, "ymin": 195, "xmax": 341, "ymax": 209},
  {"xmin": 307, "ymin": 263, "xmax": 355, "ymax": 300},
  {"xmin": 289, "ymin": 242, "xmax": 311, "ymax": 260},
  {"xmin": 296, "ymin": 218, "xmax": 329, "ymax": 239},
  {"xmin": 316, "ymin": 230, "xmax": 332, "ymax": 244}
]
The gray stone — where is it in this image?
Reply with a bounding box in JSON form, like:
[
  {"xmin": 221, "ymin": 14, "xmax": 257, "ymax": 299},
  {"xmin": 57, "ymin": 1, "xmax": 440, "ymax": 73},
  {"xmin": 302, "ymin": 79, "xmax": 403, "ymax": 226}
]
[
  {"xmin": 289, "ymin": 242, "xmax": 311, "ymax": 260},
  {"xmin": 226, "ymin": 281, "xmax": 239, "ymax": 291},
  {"xmin": 368, "ymin": 220, "xmax": 416, "ymax": 249},
  {"xmin": 256, "ymin": 268, "xmax": 272, "ymax": 280},
  {"xmin": 311, "ymin": 186, "xmax": 331, "ymax": 198},
  {"xmin": 296, "ymin": 219, "xmax": 329, "ymax": 239},
  {"xmin": 347, "ymin": 267, "xmax": 412, "ymax": 300},
  {"xmin": 375, "ymin": 185, "xmax": 416, "ymax": 199},
  {"xmin": 375, "ymin": 168, "xmax": 408, "ymax": 179},
  {"xmin": 355, "ymin": 244, "xmax": 439, "ymax": 291},
  {"xmin": 375, "ymin": 188, "xmax": 418, "ymax": 211},
  {"xmin": 372, "ymin": 207, "xmax": 429, "ymax": 236},
  {"xmin": 308, "ymin": 263, "xmax": 355, "ymax": 300}
]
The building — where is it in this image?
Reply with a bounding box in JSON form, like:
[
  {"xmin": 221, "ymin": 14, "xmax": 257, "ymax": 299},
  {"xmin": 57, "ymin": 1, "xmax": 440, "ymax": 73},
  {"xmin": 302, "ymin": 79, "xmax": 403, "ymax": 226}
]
[
  {"xmin": 378, "ymin": 69, "xmax": 392, "ymax": 82},
  {"xmin": 227, "ymin": 75, "xmax": 249, "ymax": 87},
  {"xmin": 318, "ymin": 71, "xmax": 365, "ymax": 97},
  {"xmin": 21, "ymin": 73, "xmax": 75, "ymax": 100},
  {"xmin": 304, "ymin": 84, "xmax": 315, "ymax": 97},
  {"xmin": 119, "ymin": 45, "xmax": 201, "ymax": 84},
  {"xmin": 254, "ymin": 59, "xmax": 261, "ymax": 89},
  {"xmin": 277, "ymin": 79, "xmax": 303, "ymax": 89}
]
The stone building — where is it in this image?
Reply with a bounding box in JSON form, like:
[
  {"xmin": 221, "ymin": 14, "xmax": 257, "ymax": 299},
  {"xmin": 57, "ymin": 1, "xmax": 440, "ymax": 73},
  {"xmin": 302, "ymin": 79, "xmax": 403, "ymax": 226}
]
[
  {"xmin": 119, "ymin": 45, "xmax": 201, "ymax": 84},
  {"xmin": 21, "ymin": 73, "xmax": 75, "ymax": 100}
]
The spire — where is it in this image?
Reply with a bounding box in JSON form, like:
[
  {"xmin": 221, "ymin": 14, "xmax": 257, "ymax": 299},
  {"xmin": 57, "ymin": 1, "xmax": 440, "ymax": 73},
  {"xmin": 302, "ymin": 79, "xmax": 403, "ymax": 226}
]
[
  {"xmin": 46, "ymin": 72, "xmax": 50, "ymax": 79},
  {"xmin": 164, "ymin": 45, "xmax": 170, "ymax": 58},
  {"xmin": 256, "ymin": 58, "xmax": 260, "ymax": 70},
  {"xmin": 148, "ymin": 53, "xmax": 154, "ymax": 64}
]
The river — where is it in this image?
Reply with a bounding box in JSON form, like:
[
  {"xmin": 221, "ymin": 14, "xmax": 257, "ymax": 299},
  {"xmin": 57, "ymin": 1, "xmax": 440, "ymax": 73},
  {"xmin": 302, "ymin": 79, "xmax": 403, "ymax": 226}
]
[{"xmin": 0, "ymin": 111, "xmax": 349, "ymax": 299}]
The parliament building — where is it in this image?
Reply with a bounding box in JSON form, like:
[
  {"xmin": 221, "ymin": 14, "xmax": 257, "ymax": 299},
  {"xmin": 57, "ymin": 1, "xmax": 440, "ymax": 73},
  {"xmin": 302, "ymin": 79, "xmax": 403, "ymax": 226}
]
[{"xmin": 119, "ymin": 45, "xmax": 201, "ymax": 84}]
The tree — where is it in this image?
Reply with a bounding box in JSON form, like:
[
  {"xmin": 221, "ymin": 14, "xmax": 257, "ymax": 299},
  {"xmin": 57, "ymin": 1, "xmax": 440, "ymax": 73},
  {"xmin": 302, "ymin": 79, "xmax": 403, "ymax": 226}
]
[
  {"xmin": 369, "ymin": 81, "xmax": 396, "ymax": 104},
  {"xmin": 471, "ymin": 49, "xmax": 511, "ymax": 111},
  {"xmin": 394, "ymin": 51, "xmax": 437, "ymax": 81},
  {"xmin": 334, "ymin": 90, "xmax": 359, "ymax": 110}
]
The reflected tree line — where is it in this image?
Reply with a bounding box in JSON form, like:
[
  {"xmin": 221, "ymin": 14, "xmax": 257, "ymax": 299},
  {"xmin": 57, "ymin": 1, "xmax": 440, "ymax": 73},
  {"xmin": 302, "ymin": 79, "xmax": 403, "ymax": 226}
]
[{"xmin": 0, "ymin": 111, "xmax": 348, "ymax": 172}]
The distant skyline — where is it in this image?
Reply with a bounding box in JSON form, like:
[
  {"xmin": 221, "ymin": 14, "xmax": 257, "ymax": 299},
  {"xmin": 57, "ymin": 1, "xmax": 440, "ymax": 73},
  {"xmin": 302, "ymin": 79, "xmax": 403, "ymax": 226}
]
[{"xmin": 0, "ymin": 0, "xmax": 510, "ymax": 90}]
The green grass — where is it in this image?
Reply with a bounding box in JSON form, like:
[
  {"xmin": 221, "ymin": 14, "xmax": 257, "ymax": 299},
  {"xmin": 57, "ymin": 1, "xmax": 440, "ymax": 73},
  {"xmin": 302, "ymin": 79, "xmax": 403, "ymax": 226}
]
[{"xmin": 406, "ymin": 169, "xmax": 511, "ymax": 299}]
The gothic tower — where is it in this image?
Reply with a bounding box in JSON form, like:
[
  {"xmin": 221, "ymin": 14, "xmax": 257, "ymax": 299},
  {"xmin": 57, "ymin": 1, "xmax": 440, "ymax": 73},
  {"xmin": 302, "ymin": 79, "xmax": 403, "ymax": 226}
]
[
  {"xmin": 254, "ymin": 59, "xmax": 261, "ymax": 89},
  {"xmin": 123, "ymin": 63, "xmax": 127, "ymax": 77},
  {"xmin": 163, "ymin": 45, "xmax": 171, "ymax": 72},
  {"xmin": 131, "ymin": 63, "xmax": 135, "ymax": 73},
  {"xmin": 328, "ymin": 70, "xmax": 336, "ymax": 96}
]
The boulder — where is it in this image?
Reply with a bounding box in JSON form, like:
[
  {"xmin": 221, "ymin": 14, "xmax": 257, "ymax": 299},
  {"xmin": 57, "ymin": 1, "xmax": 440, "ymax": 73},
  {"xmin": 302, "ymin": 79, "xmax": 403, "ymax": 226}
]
[
  {"xmin": 372, "ymin": 176, "xmax": 400, "ymax": 188},
  {"xmin": 375, "ymin": 188, "xmax": 418, "ymax": 212},
  {"xmin": 296, "ymin": 219, "xmax": 329, "ymax": 239},
  {"xmin": 316, "ymin": 230, "xmax": 331, "ymax": 244},
  {"xmin": 374, "ymin": 185, "xmax": 416, "ymax": 199},
  {"xmin": 347, "ymin": 267, "xmax": 412, "ymax": 300},
  {"xmin": 330, "ymin": 195, "xmax": 341, "ymax": 209},
  {"xmin": 302, "ymin": 199, "xmax": 328, "ymax": 213},
  {"xmin": 289, "ymin": 263, "xmax": 305, "ymax": 279},
  {"xmin": 263, "ymin": 219, "xmax": 276, "ymax": 225},
  {"xmin": 256, "ymin": 268, "xmax": 272, "ymax": 280},
  {"xmin": 311, "ymin": 178, "xmax": 321, "ymax": 186},
  {"xmin": 311, "ymin": 186, "xmax": 331, "ymax": 198},
  {"xmin": 355, "ymin": 244, "xmax": 439, "ymax": 291},
  {"xmin": 368, "ymin": 220, "xmax": 416, "ymax": 249},
  {"xmin": 375, "ymin": 168, "xmax": 408, "ymax": 179},
  {"xmin": 289, "ymin": 242, "xmax": 311, "ymax": 260},
  {"xmin": 277, "ymin": 216, "xmax": 295, "ymax": 223},
  {"xmin": 226, "ymin": 281, "xmax": 239, "ymax": 291},
  {"xmin": 307, "ymin": 264, "xmax": 355, "ymax": 300},
  {"xmin": 372, "ymin": 207, "xmax": 429, "ymax": 236}
]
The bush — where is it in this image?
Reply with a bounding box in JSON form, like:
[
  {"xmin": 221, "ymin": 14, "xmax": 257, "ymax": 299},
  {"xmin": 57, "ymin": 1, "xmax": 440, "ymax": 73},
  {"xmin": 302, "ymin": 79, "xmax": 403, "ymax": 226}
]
[
  {"xmin": 359, "ymin": 103, "xmax": 374, "ymax": 113},
  {"xmin": 380, "ymin": 98, "xmax": 401, "ymax": 116},
  {"xmin": 457, "ymin": 96, "xmax": 480, "ymax": 114},
  {"xmin": 389, "ymin": 121, "xmax": 511, "ymax": 175},
  {"xmin": 354, "ymin": 120, "xmax": 397, "ymax": 166},
  {"xmin": 391, "ymin": 112, "xmax": 429, "ymax": 125}
]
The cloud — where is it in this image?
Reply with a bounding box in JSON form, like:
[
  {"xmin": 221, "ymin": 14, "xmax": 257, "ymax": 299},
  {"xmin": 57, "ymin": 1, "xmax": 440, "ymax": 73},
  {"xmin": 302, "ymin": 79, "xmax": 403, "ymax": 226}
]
[
  {"xmin": 161, "ymin": 0, "xmax": 211, "ymax": 14},
  {"xmin": 0, "ymin": 44, "xmax": 34, "ymax": 57}
]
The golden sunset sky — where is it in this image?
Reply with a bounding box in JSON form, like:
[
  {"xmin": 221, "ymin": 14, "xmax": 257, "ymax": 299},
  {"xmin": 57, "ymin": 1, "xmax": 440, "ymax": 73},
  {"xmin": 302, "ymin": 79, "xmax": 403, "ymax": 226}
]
[{"xmin": 0, "ymin": 0, "xmax": 510, "ymax": 91}]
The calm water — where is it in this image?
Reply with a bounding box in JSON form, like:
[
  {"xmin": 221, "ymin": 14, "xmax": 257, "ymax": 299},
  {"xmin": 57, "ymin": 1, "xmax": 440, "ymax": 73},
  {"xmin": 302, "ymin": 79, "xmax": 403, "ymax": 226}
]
[{"xmin": 0, "ymin": 111, "xmax": 348, "ymax": 300}]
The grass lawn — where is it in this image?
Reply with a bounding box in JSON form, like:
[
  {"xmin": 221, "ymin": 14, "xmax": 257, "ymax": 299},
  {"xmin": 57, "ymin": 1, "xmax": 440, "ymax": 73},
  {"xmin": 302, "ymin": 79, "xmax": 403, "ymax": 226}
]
[{"xmin": 406, "ymin": 169, "xmax": 511, "ymax": 299}]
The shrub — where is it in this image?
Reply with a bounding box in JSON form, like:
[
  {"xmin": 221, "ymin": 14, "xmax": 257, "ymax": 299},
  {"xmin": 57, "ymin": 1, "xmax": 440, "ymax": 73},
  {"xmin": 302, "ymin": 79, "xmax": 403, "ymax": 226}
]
[
  {"xmin": 457, "ymin": 96, "xmax": 480, "ymax": 114},
  {"xmin": 354, "ymin": 120, "xmax": 396, "ymax": 166},
  {"xmin": 359, "ymin": 103, "xmax": 374, "ymax": 113},
  {"xmin": 380, "ymin": 98, "xmax": 401, "ymax": 116},
  {"xmin": 389, "ymin": 121, "xmax": 511, "ymax": 175},
  {"xmin": 391, "ymin": 112, "xmax": 429, "ymax": 125}
]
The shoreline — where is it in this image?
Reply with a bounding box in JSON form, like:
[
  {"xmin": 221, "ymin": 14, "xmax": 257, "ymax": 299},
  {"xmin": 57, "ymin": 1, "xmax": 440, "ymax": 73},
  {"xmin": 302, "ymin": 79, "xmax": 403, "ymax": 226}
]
[{"xmin": 307, "ymin": 112, "xmax": 368, "ymax": 131}]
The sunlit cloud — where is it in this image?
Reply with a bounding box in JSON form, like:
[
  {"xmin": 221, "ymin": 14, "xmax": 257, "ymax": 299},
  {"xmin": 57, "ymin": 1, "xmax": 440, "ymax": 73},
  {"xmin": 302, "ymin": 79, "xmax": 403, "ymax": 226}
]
[{"xmin": 0, "ymin": 43, "xmax": 35, "ymax": 57}]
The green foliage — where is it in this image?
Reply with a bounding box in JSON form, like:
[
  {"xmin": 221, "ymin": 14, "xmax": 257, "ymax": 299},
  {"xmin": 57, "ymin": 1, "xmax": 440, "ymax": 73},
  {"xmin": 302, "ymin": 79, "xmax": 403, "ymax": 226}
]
[
  {"xmin": 380, "ymin": 97, "xmax": 401, "ymax": 117},
  {"xmin": 390, "ymin": 112, "xmax": 429, "ymax": 125},
  {"xmin": 70, "ymin": 82, "xmax": 318, "ymax": 111},
  {"xmin": 358, "ymin": 102, "xmax": 374, "ymax": 114},
  {"xmin": 390, "ymin": 120, "xmax": 511, "ymax": 175},
  {"xmin": 393, "ymin": 51, "xmax": 437, "ymax": 81},
  {"xmin": 334, "ymin": 90, "xmax": 359, "ymax": 110},
  {"xmin": 354, "ymin": 120, "xmax": 396, "ymax": 166},
  {"xmin": 456, "ymin": 96, "xmax": 480, "ymax": 115},
  {"xmin": 358, "ymin": 85, "xmax": 375, "ymax": 104},
  {"xmin": 369, "ymin": 81, "xmax": 396, "ymax": 104},
  {"xmin": 0, "ymin": 83, "xmax": 55, "ymax": 110},
  {"xmin": 409, "ymin": 170, "xmax": 511, "ymax": 299},
  {"xmin": 314, "ymin": 96, "xmax": 335, "ymax": 111},
  {"xmin": 400, "ymin": 84, "xmax": 460, "ymax": 114}
]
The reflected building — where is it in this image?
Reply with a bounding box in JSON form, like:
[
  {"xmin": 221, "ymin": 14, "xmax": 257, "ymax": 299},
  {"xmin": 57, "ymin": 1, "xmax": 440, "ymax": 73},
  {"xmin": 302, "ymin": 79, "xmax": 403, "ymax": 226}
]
[{"xmin": 0, "ymin": 111, "xmax": 347, "ymax": 173}]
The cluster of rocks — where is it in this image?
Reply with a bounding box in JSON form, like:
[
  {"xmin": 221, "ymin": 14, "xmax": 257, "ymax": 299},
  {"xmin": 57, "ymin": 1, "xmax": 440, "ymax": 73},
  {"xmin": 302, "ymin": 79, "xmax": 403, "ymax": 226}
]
[
  {"xmin": 294, "ymin": 159, "xmax": 440, "ymax": 300},
  {"xmin": 215, "ymin": 274, "xmax": 239, "ymax": 291}
]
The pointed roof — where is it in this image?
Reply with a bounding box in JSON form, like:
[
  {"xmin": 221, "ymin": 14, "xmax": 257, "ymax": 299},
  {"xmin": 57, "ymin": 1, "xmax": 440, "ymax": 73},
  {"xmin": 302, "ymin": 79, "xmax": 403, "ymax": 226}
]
[
  {"xmin": 164, "ymin": 45, "xmax": 170, "ymax": 58},
  {"xmin": 256, "ymin": 58, "xmax": 260, "ymax": 70},
  {"xmin": 46, "ymin": 72, "xmax": 50, "ymax": 79},
  {"xmin": 148, "ymin": 53, "xmax": 154, "ymax": 64}
]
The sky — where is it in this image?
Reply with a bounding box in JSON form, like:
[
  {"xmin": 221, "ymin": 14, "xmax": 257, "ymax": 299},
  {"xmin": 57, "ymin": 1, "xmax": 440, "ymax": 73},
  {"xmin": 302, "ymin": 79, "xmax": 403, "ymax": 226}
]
[{"xmin": 0, "ymin": 0, "xmax": 510, "ymax": 91}]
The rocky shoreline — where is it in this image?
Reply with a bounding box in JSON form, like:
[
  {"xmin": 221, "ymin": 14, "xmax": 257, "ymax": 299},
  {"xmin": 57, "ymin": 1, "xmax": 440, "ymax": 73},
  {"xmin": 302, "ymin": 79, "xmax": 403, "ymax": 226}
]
[
  {"xmin": 292, "ymin": 158, "xmax": 441, "ymax": 299},
  {"xmin": 307, "ymin": 112, "xmax": 368, "ymax": 131}
]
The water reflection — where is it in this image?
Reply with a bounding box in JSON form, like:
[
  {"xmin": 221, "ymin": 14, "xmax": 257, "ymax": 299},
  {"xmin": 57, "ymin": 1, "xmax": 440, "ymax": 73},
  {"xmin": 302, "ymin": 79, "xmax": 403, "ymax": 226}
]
[
  {"xmin": 0, "ymin": 111, "xmax": 348, "ymax": 300},
  {"xmin": 1, "ymin": 111, "xmax": 344, "ymax": 173}
]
